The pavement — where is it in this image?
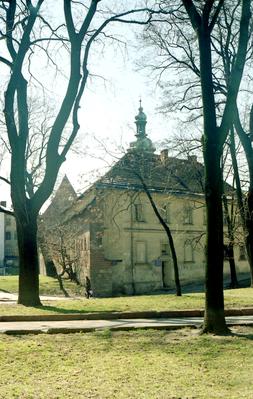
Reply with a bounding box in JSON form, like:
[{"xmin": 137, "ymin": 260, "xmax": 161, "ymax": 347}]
[
  {"xmin": 1, "ymin": 290, "xmax": 253, "ymax": 335},
  {"xmin": 0, "ymin": 316, "xmax": 253, "ymax": 335},
  {"xmin": 0, "ymin": 291, "xmax": 76, "ymax": 303}
]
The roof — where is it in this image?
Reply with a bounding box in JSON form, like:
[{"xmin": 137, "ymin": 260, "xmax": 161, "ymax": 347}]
[
  {"xmin": 96, "ymin": 151, "xmax": 205, "ymax": 194},
  {"xmin": 42, "ymin": 175, "xmax": 77, "ymax": 223},
  {"xmin": 43, "ymin": 104, "xmax": 234, "ymax": 223}
]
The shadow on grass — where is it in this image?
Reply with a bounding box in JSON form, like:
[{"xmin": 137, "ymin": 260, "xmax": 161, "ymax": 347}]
[
  {"xmin": 33, "ymin": 305, "xmax": 119, "ymax": 314},
  {"xmin": 231, "ymin": 331, "xmax": 253, "ymax": 340}
]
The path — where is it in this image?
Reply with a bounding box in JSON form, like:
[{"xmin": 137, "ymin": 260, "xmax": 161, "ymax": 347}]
[
  {"xmin": 0, "ymin": 291, "xmax": 77, "ymax": 303},
  {"xmin": 0, "ymin": 316, "xmax": 253, "ymax": 334}
]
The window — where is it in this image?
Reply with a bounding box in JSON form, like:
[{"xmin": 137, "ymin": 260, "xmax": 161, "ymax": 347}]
[
  {"xmin": 5, "ymin": 231, "xmax": 11, "ymax": 240},
  {"xmin": 5, "ymin": 217, "xmax": 11, "ymax": 226},
  {"xmin": 203, "ymin": 208, "xmax": 207, "ymax": 225},
  {"xmin": 223, "ymin": 245, "xmax": 230, "ymax": 261},
  {"xmin": 184, "ymin": 240, "xmax": 194, "ymax": 262},
  {"xmin": 223, "ymin": 212, "xmax": 228, "ymax": 226},
  {"xmin": 183, "ymin": 206, "xmax": 193, "ymax": 225},
  {"xmin": 136, "ymin": 241, "xmax": 146, "ymax": 263},
  {"xmin": 5, "ymin": 246, "xmax": 12, "ymax": 256},
  {"xmin": 161, "ymin": 243, "xmax": 170, "ymax": 256},
  {"xmin": 134, "ymin": 203, "xmax": 145, "ymax": 222},
  {"xmin": 161, "ymin": 203, "xmax": 170, "ymax": 223},
  {"xmin": 239, "ymin": 245, "xmax": 246, "ymax": 261}
]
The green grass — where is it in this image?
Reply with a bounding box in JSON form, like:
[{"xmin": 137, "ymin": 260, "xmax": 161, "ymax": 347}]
[
  {"xmin": 0, "ymin": 276, "xmax": 252, "ymax": 316},
  {"xmin": 0, "ymin": 275, "xmax": 83, "ymax": 297},
  {"xmin": 0, "ymin": 327, "xmax": 252, "ymax": 398}
]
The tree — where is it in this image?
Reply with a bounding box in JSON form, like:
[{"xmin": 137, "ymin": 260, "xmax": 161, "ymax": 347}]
[
  {"xmin": 140, "ymin": 0, "xmax": 251, "ymax": 333},
  {"xmin": 135, "ymin": 171, "xmax": 182, "ymax": 296},
  {"xmin": 234, "ymin": 107, "xmax": 253, "ymax": 287},
  {"xmin": 0, "ymin": 0, "xmax": 159, "ymax": 306},
  {"xmin": 178, "ymin": 0, "xmax": 251, "ymax": 334}
]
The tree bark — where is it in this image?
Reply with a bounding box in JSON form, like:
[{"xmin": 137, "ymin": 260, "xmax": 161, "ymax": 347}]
[
  {"xmin": 203, "ymin": 151, "xmax": 228, "ymax": 333},
  {"xmin": 198, "ymin": 27, "xmax": 228, "ymax": 334},
  {"xmin": 16, "ymin": 211, "xmax": 41, "ymax": 306},
  {"xmin": 227, "ymin": 244, "xmax": 239, "ymax": 289},
  {"xmin": 245, "ymin": 191, "xmax": 253, "ymax": 287},
  {"xmin": 222, "ymin": 192, "xmax": 239, "ymax": 288},
  {"xmin": 234, "ymin": 111, "xmax": 253, "ymax": 287}
]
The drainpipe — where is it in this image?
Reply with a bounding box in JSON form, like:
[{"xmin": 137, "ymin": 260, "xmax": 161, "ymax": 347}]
[{"xmin": 130, "ymin": 196, "xmax": 135, "ymax": 295}]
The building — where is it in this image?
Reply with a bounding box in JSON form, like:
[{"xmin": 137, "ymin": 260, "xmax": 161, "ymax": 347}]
[
  {"xmin": 41, "ymin": 104, "xmax": 249, "ymax": 296},
  {"xmin": 0, "ymin": 202, "xmax": 19, "ymax": 275}
]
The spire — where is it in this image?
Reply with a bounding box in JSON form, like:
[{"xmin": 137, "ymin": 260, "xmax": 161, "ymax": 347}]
[
  {"xmin": 128, "ymin": 101, "xmax": 155, "ymax": 153},
  {"xmin": 135, "ymin": 99, "xmax": 147, "ymax": 138}
]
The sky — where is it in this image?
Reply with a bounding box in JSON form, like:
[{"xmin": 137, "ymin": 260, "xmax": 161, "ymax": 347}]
[
  {"xmin": 0, "ymin": 1, "xmax": 180, "ymax": 203},
  {"xmin": 61, "ymin": 49, "xmax": 178, "ymax": 193}
]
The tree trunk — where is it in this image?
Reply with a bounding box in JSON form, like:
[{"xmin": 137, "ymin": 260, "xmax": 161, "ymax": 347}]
[
  {"xmin": 227, "ymin": 244, "xmax": 239, "ymax": 288},
  {"xmin": 139, "ymin": 177, "xmax": 181, "ymax": 296},
  {"xmin": 202, "ymin": 152, "xmax": 228, "ymax": 333},
  {"xmin": 245, "ymin": 190, "xmax": 253, "ymax": 287},
  {"xmin": 222, "ymin": 192, "xmax": 239, "ymax": 288},
  {"xmin": 39, "ymin": 239, "xmax": 57, "ymax": 278},
  {"xmin": 229, "ymin": 126, "xmax": 251, "ymax": 286},
  {"xmin": 16, "ymin": 213, "xmax": 41, "ymax": 306},
  {"xmin": 198, "ymin": 28, "xmax": 228, "ymax": 334}
]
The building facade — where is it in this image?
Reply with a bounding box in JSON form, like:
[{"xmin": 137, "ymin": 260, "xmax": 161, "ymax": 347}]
[
  {"xmin": 0, "ymin": 202, "xmax": 19, "ymax": 275},
  {"xmin": 42, "ymin": 105, "xmax": 250, "ymax": 296}
]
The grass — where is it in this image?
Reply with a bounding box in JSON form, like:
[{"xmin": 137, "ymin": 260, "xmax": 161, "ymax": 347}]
[
  {"xmin": 0, "ymin": 326, "xmax": 252, "ymax": 398},
  {"xmin": 0, "ymin": 275, "xmax": 83, "ymax": 297},
  {"xmin": 0, "ymin": 276, "xmax": 252, "ymax": 316}
]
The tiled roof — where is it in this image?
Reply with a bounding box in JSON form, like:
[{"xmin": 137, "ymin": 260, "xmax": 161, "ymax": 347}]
[{"xmin": 96, "ymin": 152, "xmax": 205, "ymax": 194}]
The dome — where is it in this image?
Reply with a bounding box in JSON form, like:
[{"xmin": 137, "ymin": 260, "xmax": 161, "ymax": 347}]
[
  {"xmin": 128, "ymin": 101, "xmax": 156, "ymax": 153},
  {"xmin": 135, "ymin": 105, "xmax": 147, "ymax": 124}
]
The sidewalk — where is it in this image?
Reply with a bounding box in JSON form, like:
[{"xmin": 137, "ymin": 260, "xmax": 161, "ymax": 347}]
[
  {"xmin": 1, "ymin": 291, "xmax": 253, "ymax": 335},
  {"xmin": 0, "ymin": 291, "xmax": 77, "ymax": 303},
  {"xmin": 0, "ymin": 315, "xmax": 253, "ymax": 335}
]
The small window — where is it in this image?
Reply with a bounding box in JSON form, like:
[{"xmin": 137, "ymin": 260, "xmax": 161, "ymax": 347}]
[
  {"xmin": 5, "ymin": 246, "xmax": 12, "ymax": 256},
  {"xmin": 5, "ymin": 231, "xmax": 11, "ymax": 240},
  {"xmin": 96, "ymin": 234, "xmax": 103, "ymax": 247},
  {"xmin": 134, "ymin": 203, "xmax": 145, "ymax": 222},
  {"xmin": 238, "ymin": 245, "xmax": 246, "ymax": 261},
  {"xmin": 183, "ymin": 206, "xmax": 193, "ymax": 225},
  {"xmin": 161, "ymin": 243, "xmax": 170, "ymax": 256},
  {"xmin": 184, "ymin": 240, "xmax": 194, "ymax": 262},
  {"xmin": 223, "ymin": 245, "xmax": 229, "ymax": 261},
  {"xmin": 136, "ymin": 241, "xmax": 146, "ymax": 263},
  {"xmin": 161, "ymin": 203, "xmax": 170, "ymax": 223},
  {"xmin": 223, "ymin": 213, "xmax": 228, "ymax": 226},
  {"xmin": 203, "ymin": 208, "xmax": 207, "ymax": 225},
  {"xmin": 5, "ymin": 217, "xmax": 11, "ymax": 226}
]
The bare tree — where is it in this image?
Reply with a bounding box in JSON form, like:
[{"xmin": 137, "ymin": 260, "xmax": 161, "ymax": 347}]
[
  {"xmin": 0, "ymin": 0, "xmax": 159, "ymax": 306},
  {"xmin": 135, "ymin": 171, "xmax": 181, "ymax": 296},
  {"xmin": 139, "ymin": 0, "xmax": 251, "ymax": 333}
]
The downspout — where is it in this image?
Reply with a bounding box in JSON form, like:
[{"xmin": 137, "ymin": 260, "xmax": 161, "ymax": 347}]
[{"xmin": 130, "ymin": 196, "xmax": 135, "ymax": 295}]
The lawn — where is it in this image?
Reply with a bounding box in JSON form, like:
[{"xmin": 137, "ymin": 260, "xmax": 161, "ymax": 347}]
[
  {"xmin": 0, "ymin": 327, "xmax": 252, "ymax": 398},
  {"xmin": 0, "ymin": 275, "xmax": 83, "ymax": 297},
  {"xmin": 0, "ymin": 276, "xmax": 252, "ymax": 316}
]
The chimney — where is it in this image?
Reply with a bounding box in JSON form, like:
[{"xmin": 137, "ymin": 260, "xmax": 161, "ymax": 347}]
[
  {"xmin": 188, "ymin": 155, "xmax": 197, "ymax": 163},
  {"xmin": 160, "ymin": 149, "xmax": 168, "ymax": 165}
]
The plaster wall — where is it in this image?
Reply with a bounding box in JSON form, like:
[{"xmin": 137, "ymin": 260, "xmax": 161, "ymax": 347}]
[
  {"xmin": 101, "ymin": 189, "xmax": 249, "ymax": 295},
  {"xmin": 0, "ymin": 213, "xmax": 4, "ymax": 267}
]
